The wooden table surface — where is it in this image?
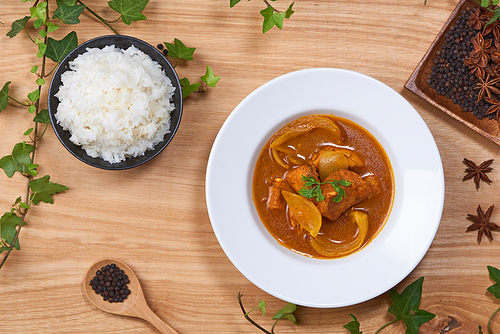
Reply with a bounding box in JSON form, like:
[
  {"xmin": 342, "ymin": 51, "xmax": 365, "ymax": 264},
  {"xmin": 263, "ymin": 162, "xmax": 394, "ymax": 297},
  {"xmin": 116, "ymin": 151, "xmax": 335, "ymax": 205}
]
[{"xmin": 1, "ymin": 0, "xmax": 500, "ymax": 333}]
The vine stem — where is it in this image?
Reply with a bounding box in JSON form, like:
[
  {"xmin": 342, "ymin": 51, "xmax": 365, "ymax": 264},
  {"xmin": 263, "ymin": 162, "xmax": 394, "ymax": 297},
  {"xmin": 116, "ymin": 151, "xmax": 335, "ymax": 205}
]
[
  {"xmin": 0, "ymin": 0, "xmax": 49, "ymax": 270},
  {"xmin": 488, "ymin": 304, "xmax": 500, "ymax": 334},
  {"xmin": 374, "ymin": 319, "xmax": 398, "ymax": 334},
  {"xmin": 263, "ymin": 0, "xmax": 277, "ymax": 12},
  {"xmin": 77, "ymin": 0, "xmax": 120, "ymax": 35},
  {"xmin": 8, "ymin": 95, "xmax": 27, "ymax": 106},
  {"xmin": 237, "ymin": 293, "xmax": 273, "ymax": 334}
]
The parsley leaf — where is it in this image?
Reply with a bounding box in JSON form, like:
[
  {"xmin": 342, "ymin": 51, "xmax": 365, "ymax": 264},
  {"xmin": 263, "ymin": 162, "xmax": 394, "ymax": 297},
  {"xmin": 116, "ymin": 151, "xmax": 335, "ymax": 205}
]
[
  {"xmin": 0, "ymin": 142, "xmax": 34, "ymax": 177},
  {"xmin": 180, "ymin": 77, "xmax": 201, "ymax": 99},
  {"xmin": 164, "ymin": 38, "xmax": 196, "ymax": 61},
  {"xmin": 0, "ymin": 212, "xmax": 25, "ymax": 252},
  {"xmin": 388, "ymin": 277, "xmax": 435, "ymax": 334},
  {"xmin": 298, "ymin": 175, "xmax": 351, "ymax": 203},
  {"xmin": 45, "ymin": 31, "xmax": 78, "ymax": 63},
  {"xmin": 0, "ymin": 81, "xmax": 11, "ymax": 112},
  {"xmin": 200, "ymin": 65, "xmax": 221, "ymax": 88},
  {"xmin": 343, "ymin": 314, "xmax": 363, "ymax": 334},
  {"xmin": 108, "ymin": 0, "xmax": 150, "ymax": 25},
  {"xmin": 53, "ymin": 4, "xmax": 86, "ymax": 25},
  {"xmin": 6, "ymin": 16, "xmax": 30, "ymax": 38},
  {"xmin": 29, "ymin": 175, "xmax": 69, "ymax": 205}
]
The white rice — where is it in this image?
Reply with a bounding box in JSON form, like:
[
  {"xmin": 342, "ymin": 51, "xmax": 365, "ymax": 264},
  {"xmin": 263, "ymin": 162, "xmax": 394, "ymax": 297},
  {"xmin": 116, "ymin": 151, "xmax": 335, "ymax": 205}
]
[{"xmin": 54, "ymin": 45, "xmax": 175, "ymax": 164}]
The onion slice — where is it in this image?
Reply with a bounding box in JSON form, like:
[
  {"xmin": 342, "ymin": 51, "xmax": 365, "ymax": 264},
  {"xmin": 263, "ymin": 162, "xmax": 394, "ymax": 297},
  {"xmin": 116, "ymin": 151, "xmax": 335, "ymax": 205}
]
[
  {"xmin": 282, "ymin": 190, "xmax": 322, "ymax": 237},
  {"xmin": 310, "ymin": 211, "xmax": 369, "ymax": 257}
]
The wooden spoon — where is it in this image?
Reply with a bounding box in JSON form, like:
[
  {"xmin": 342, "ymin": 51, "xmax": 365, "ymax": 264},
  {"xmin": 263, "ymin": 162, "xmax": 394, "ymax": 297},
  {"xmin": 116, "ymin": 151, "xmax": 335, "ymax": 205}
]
[{"xmin": 84, "ymin": 258, "xmax": 179, "ymax": 334}]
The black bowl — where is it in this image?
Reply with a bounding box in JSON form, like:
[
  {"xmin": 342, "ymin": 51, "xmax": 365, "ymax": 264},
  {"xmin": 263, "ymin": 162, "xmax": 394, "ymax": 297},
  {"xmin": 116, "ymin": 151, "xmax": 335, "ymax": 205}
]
[{"xmin": 47, "ymin": 35, "xmax": 183, "ymax": 170}]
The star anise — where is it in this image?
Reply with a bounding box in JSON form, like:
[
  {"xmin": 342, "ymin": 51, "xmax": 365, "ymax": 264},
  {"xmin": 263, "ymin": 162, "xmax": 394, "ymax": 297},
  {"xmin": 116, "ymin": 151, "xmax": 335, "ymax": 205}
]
[
  {"xmin": 484, "ymin": 20, "xmax": 500, "ymax": 45},
  {"xmin": 464, "ymin": 57, "xmax": 486, "ymax": 79},
  {"xmin": 471, "ymin": 32, "xmax": 492, "ymax": 68},
  {"xmin": 485, "ymin": 62, "xmax": 500, "ymax": 77},
  {"xmin": 467, "ymin": 8, "xmax": 489, "ymax": 30},
  {"xmin": 484, "ymin": 96, "xmax": 500, "ymax": 119},
  {"xmin": 463, "ymin": 158, "xmax": 494, "ymax": 190},
  {"xmin": 474, "ymin": 74, "xmax": 500, "ymax": 102},
  {"xmin": 466, "ymin": 204, "xmax": 500, "ymax": 244}
]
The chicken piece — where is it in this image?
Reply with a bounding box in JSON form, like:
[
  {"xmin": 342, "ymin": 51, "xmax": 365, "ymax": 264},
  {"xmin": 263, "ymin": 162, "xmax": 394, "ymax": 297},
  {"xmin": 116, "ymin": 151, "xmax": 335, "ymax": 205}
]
[
  {"xmin": 316, "ymin": 169, "xmax": 372, "ymax": 221},
  {"xmin": 267, "ymin": 177, "xmax": 288, "ymax": 210},
  {"xmin": 285, "ymin": 164, "xmax": 319, "ymax": 193},
  {"xmin": 363, "ymin": 174, "xmax": 382, "ymax": 198}
]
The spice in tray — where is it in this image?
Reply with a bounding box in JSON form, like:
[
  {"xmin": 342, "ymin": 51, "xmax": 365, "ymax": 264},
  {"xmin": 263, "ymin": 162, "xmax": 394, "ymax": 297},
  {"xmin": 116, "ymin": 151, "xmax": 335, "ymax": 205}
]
[
  {"xmin": 428, "ymin": 6, "xmax": 500, "ymax": 120},
  {"xmin": 89, "ymin": 263, "xmax": 131, "ymax": 303}
]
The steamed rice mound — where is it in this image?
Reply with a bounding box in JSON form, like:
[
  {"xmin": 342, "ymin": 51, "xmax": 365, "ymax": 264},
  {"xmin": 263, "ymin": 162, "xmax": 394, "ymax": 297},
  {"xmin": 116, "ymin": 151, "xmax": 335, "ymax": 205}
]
[{"xmin": 55, "ymin": 45, "xmax": 175, "ymax": 164}]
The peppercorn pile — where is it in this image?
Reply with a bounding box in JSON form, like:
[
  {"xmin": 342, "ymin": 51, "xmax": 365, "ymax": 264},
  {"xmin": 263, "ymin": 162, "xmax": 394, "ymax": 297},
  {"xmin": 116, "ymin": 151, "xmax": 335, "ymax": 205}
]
[
  {"xmin": 89, "ymin": 263, "xmax": 131, "ymax": 303},
  {"xmin": 428, "ymin": 6, "xmax": 500, "ymax": 120}
]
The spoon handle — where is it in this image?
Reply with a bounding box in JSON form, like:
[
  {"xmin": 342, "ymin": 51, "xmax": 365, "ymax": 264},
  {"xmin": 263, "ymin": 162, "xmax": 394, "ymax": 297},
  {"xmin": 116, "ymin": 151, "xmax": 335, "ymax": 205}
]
[{"xmin": 140, "ymin": 306, "xmax": 179, "ymax": 334}]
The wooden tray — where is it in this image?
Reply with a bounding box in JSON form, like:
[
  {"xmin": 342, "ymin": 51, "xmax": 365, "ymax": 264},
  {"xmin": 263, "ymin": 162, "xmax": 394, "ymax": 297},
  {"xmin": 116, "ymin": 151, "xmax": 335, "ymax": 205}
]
[{"xmin": 405, "ymin": 0, "xmax": 500, "ymax": 146}]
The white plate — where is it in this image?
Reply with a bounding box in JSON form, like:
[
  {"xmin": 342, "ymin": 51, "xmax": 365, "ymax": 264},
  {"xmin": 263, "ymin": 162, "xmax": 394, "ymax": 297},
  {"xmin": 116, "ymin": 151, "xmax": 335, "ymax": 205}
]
[{"xmin": 205, "ymin": 68, "xmax": 444, "ymax": 308}]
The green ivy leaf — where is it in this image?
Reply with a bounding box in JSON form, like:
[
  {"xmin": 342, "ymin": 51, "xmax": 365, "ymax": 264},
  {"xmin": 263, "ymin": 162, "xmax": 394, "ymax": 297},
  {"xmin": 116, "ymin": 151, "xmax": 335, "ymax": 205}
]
[
  {"xmin": 200, "ymin": 65, "xmax": 221, "ymax": 88},
  {"xmin": 6, "ymin": 16, "xmax": 30, "ymax": 38},
  {"xmin": 108, "ymin": 0, "xmax": 150, "ymax": 25},
  {"xmin": 29, "ymin": 175, "xmax": 69, "ymax": 205},
  {"xmin": 164, "ymin": 38, "xmax": 196, "ymax": 61},
  {"xmin": 0, "ymin": 142, "xmax": 34, "ymax": 177},
  {"xmin": 33, "ymin": 109, "xmax": 51, "ymax": 124},
  {"xmin": 30, "ymin": 2, "xmax": 47, "ymax": 23},
  {"xmin": 45, "ymin": 31, "xmax": 78, "ymax": 63},
  {"xmin": 27, "ymin": 89, "xmax": 40, "ymax": 102},
  {"xmin": 271, "ymin": 303, "xmax": 297, "ymax": 326},
  {"xmin": 260, "ymin": 6, "xmax": 285, "ymax": 33},
  {"xmin": 57, "ymin": 0, "xmax": 78, "ymax": 6},
  {"xmin": 487, "ymin": 266, "xmax": 500, "ymax": 299},
  {"xmin": 388, "ymin": 277, "xmax": 436, "ymax": 334},
  {"xmin": 24, "ymin": 128, "xmax": 34, "ymax": 136},
  {"xmin": 0, "ymin": 81, "xmax": 11, "ymax": 112},
  {"xmin": 53, "ymin": 4, "xmax": 86, "ymax": 24},
  {"xmin": 30, "ymin": 65, "xmax": 39, "ymax": 74},
  {"xmin": 0, "ymin": 212, "xmax": 25, "ymax": 252},
  {"xmin": 230, "ymin": 0, "xmax": 241, "ymax": 7},
  {"xmin": 34, "ymin": 18, "xmax": 44, "ymax": 29},
  {"xmin": 179, "ymin": 78, "xmax": 201, "ymax": 98},
  {"xmin": 28, "ymin": 105, "xmax": 36, "ymax": 113},
  {"xmin": 36, "ymin": 78, "xmax": 45, "ymax": 86},
  {"xmin": 343, "ymin": 314, "xmax": 363, "ymax": 334},
  {"xmin": 285, "ymin": 2, "xmax": 295, "ymax": 19},
  {"xmin": 482, "ymin": 0, "xmax": 490, "ymax": 7},
  {"xmin": 46, "ymin": 21, "xmax": 60, "ymax": 32},
  {"xmin": 258, "ymin": 300, "xmax": 266, "ymax": 316}
]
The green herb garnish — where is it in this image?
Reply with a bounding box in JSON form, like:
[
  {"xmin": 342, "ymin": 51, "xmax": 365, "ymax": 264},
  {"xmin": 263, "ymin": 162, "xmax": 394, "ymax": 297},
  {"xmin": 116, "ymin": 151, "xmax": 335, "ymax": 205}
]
[{"xmin": 298, "ymin": 175, "xmax": 351, "ymax": 203}]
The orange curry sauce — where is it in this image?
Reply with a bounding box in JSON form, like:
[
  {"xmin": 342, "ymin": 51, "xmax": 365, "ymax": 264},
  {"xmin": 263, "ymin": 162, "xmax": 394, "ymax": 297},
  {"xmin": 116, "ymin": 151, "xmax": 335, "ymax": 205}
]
[{"xmin": 252, "ymin": 114, "xmax": 394, "ymax": 259}]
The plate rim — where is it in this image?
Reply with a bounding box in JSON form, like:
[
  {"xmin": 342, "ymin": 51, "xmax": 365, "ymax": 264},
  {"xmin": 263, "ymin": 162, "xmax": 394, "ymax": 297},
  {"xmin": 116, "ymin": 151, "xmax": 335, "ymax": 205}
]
[{"xmin": 206, "ymin": 67, "xmax": 444, "ymax": 308}]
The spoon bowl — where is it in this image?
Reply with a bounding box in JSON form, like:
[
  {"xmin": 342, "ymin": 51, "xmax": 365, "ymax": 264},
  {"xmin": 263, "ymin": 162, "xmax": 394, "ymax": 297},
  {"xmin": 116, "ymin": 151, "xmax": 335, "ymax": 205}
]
[{"xmin": 84, "ymin": 258, "xmax": 179, "ymax": 334}]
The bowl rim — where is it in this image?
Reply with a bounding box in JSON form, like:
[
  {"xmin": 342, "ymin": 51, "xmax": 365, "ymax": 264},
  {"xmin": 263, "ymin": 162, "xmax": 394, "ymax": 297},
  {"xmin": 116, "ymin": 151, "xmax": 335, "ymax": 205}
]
[{"xmin": 47, "ymin": 34, "xmax": 183, "ymax": 170}]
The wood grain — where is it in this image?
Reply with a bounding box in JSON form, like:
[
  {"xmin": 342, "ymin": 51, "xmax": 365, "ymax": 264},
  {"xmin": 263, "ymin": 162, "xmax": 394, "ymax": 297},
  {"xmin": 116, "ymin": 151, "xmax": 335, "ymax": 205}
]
[{"xmin": 2, "ymin": 0, "xmax": 500, "ymax": 333}]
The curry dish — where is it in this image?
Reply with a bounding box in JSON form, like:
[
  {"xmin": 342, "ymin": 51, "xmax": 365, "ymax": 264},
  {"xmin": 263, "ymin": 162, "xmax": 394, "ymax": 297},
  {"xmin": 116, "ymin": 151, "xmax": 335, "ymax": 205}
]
[{"xmin": 252, "ymin": 114, "xmax": 394, "ymax": 259}]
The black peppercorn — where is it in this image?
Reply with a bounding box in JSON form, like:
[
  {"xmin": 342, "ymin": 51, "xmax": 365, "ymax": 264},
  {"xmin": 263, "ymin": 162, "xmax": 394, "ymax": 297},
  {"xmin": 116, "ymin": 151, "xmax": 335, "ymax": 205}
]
[
  {"xmin": 427, "ymin": 6, "xmax": 494, "ymax": 119},
  {"xmin": 90, "ymin": 263, "xmax": 131, "ymax": 303}
]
